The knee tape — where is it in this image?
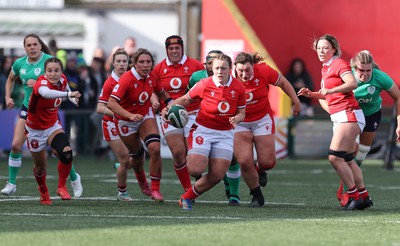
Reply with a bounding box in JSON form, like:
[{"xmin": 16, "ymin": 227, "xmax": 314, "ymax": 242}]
[
  {"xmin": 144, "ymin": 134, "xmax": 160, "ymax": 147},
  {"xmin": 344, "ymin": 152, "xmax": 355, "ymax": 162},
  {"xmin": 328, "ymin": 149, "xmax": 347, "ymax": 159},
  {"xmin": 51, "ymin": 133, "xmax": 72, "ymax": 164},
  {"xmin": 328, "ymin": 149, "xmax": 354, "ymax": 163},
  {"xmin": 355, "ymin": 144, "xmax": 371, "ymax": 161}
]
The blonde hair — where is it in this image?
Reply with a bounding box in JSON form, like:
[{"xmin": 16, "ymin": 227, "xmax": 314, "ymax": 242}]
[{"xmin": 350, "ymin": 50, "xmax": 379, "ymax": 69}]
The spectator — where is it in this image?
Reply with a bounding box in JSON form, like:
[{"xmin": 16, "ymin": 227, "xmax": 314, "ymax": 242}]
[
  {"xmin": 75, "ymin": 55, "xmax": 99, "ymax": 154},
  {"xmin": 0, "ymin": 56, "xmax": 8, "ymax": 109},
  {"xmin": 48, "ymin": 38, "xmax": 67, "ymax": 69},
  {"xmin": 89, "ymin": 56, "xmax": 108, "ymax": 157},
  {"xmin": 76, "ymin": 56, "xmax": 98, "ymax": 109},
  {"xmin": 124, "ymin": 36, "xmax": 137, "ymax": 58},
  {"xmin": 1, "ymin": 56, "xmax": 17, "ymax": 109},
  {"xmin": 61, "ymin": 53, "xmax": 81, "ymax": 150},
  {"xmin": 286, "ymin": 58, "xmax": 314, "ymax": 117}
]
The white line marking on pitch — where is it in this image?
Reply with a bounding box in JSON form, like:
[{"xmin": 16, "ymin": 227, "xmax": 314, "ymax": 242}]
[
  {"xmin": 0, "ymin": 196, "xmax": 306, "ymax": 206},
  {"xmin": 0, "ymin": 212, "xmax": 243, "ymax": 220},
  {"xmin": 1, "ymin": 212, "xmax": 400, "ymax": 224}
]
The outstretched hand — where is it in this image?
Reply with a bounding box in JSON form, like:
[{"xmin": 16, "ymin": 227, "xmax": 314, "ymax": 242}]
[{"xmin": 297, "ymin": 87, "xmax": 312, "ymax": 98}]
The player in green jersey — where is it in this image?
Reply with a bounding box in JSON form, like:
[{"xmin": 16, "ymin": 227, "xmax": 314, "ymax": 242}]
[
  {"xmin": 337, "ymin": 50, "xmax": 400, "ymax": 206},
  {"xmin": 2, "ymin": 34, "xmax": 83, "ymax": 197},
  {"xmin": 188, "ymin": 50, "xmax": 242, "ymax": 206}
]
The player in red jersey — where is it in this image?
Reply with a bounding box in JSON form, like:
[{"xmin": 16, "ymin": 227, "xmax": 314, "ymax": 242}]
[
  {"xmin": 2, "ymin": 34, "xmax": 82, "ymax": 198},
  {"xmin": 298, "ymin": 34, "xmax": 372, "ymax": 210},
  {"xmin": 107, "ymin": 48, "xmax": 171, "ymax": 202},
  {"xmin": 96, "ymin": 48, "xmax": 151, "ymax": 201},
  {"xmin": 161, "ymin": 54, "xmax": 246, "ymax": 210},
  {"xmin": 153, "ymin": 35, "xmax": 204, "ymax": 193},
  {"xmin": 233, "ymin": 52, "xmax": 301, "ymax": 207},
  {"xmin": 26, "ymin": 57, "xmax": 81, "ymax": 205}
]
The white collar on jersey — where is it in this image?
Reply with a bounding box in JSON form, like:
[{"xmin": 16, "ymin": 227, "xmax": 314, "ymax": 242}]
[
  {"xmin": 166, "ymin": 54, "xmax": 188, "ymax": 66},
  {"xmin": 322, "ymin": 56, "xmax": 338, "ymax": 66},
  {"xmin": 212, "ymin": 74, "xmax": 233, "ymax": 87},
  {"xmin": 111, "ymin": 70, "xmax": 120, "ymax": 82},
  {"xmin": 130, "ymin": 67, "xmax": 149, "ymax": 80}
]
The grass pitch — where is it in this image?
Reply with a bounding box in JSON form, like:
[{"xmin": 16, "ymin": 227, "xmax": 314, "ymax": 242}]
[{"xmin": 0, "ymin": 156, "xmax": 399, "ymax": 246}]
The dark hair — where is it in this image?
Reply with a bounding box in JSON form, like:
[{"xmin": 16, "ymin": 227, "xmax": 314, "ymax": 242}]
[
  {"xmin": 288, "ymin": 58, "xmax": 307, "ymax": 74},
  {"xmin": 206, "ymin": 50, "xmax": 223, "ymax": 62},
  {"xmin": 132, "ymin": 48, "xmax": 155, "ymax": 70},
  {"xmin": 234, "ymin": 52, "xmax": 264, "ymax": 66},
  {"xmin": 24, "ymin": 33, "xmax": 52, "ymax": 55},
  {"xmin": 44, "ymin": 57, "xmax": 63, "ymax": 70}
]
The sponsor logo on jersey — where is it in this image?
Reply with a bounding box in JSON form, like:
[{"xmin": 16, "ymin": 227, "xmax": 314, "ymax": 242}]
[
  {"xmin": 246, "ymin": 92, "xmax": 253, "ymax": 103},
  {"xmin": 170, "ymin": 78, "xmax": 182, "ymax": 89},
  {"xmin": 138, "ymin": 92, "xmax": 149, "ymax": 104},
  {"xmin": 217, "ymin": 101, "xmax": 230, "ymax": 113}
]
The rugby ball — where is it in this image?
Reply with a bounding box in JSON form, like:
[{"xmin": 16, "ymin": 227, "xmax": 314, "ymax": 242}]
[{"xmin": 167, "ymin": 104, "xmax": 189, "ymax": 128}]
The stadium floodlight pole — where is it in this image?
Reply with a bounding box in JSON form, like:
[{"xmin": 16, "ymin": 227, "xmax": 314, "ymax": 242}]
[{"xmin": 180, "ymin": 0, "xmax": 188, "ymax": 54}]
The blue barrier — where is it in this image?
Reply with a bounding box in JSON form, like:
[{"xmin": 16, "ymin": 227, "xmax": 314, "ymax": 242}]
[{"xmin": 0, "ymin": 109, "xmax": 64, "ymax": 151}]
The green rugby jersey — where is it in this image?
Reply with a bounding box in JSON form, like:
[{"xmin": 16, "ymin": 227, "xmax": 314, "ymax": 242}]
[
  {"xmin": 353, "ymin": 68, "xmax": 394, "ymax": 116},
  {"xmin": 11, "ymin": 52, "xmax": 53, "ymax": 108},
  {"xmin": 188, "ymin": 69, "xmax": 208, "ymax": 90}
]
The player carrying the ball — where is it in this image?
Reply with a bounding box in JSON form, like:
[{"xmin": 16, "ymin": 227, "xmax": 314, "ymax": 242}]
[
  {"xmin": 188, "ymin": 50, "xmax": 242, "ymax": 206},
  {"xmin": 162, "ymin": 54, "xmax": 246, "ymax": 210}
]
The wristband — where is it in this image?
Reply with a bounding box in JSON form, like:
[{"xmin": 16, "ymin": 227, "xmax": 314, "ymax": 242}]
[{"xmin": 164, "ymin": 97, "xmax": 173, "ymax": 105}]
